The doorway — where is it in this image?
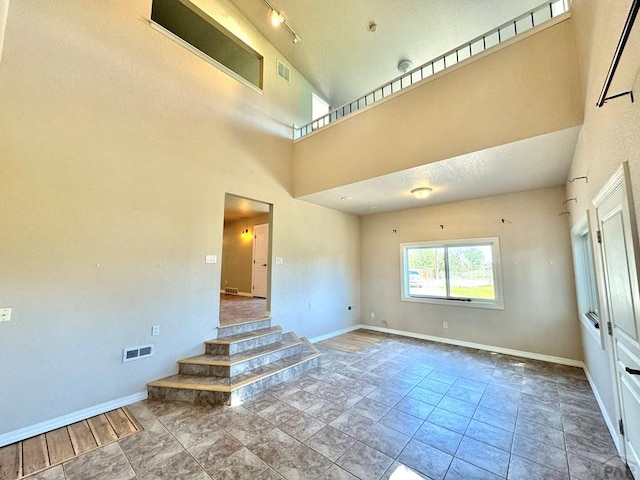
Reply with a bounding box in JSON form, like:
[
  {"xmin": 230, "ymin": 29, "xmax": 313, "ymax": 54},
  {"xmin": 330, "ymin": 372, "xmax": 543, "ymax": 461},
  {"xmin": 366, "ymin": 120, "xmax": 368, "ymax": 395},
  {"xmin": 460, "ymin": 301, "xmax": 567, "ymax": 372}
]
[
  {"xmin": 594, "ymin": 163, "xmax": 640, "ymax": 477},
  {"xmin": 220, "ymin": 194, "xmax": 272, "ymax": 326}
]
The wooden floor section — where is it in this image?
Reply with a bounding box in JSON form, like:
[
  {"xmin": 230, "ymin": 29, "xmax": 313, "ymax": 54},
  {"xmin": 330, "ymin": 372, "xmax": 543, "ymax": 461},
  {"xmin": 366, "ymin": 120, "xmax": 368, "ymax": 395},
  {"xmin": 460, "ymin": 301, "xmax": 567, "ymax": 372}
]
[
  {"xmin": 317, "ymin": 330, "xmax": 384, "ymax": 353},
  {"xmin": 0, "ymin": 407, "xmax": 142, "ymax": 480}
]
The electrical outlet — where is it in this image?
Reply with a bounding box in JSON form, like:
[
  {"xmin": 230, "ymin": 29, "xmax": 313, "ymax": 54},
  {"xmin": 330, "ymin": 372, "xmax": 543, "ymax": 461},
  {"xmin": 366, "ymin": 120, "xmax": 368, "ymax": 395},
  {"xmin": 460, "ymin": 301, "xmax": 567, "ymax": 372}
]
[
  {"xmin": 370, "ymin": 312, "xmax": 375, "ymax": 319},
  {"xmin": 442, "ymin": 321, "xmax": 449, "ymax": 329},
  {"xmin": 205, "ymin": 255, "xmax": 217, "ymax": 264},
  {"xmin": 152, "ymin": 325, "xmax": 160, "ymax": 336},
  {"xmin": 0, "ymin": 307, "xmax": 11, "ymax": 322},
  {"xmin": 309, "ymin": 301, "xmax": 314, "ymax": 309}
]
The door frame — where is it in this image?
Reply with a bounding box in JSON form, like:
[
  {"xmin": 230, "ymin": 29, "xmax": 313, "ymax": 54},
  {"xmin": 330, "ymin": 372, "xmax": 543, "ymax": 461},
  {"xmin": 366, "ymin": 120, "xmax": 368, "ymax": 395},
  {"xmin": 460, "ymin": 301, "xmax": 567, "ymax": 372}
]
[
  {"xmin": 593, "ymin": 161, "xmax": 640, "ymax": 466},
  {"xmin": 219, "ymin": 193, "xmax": 273, "ymax": 326}
]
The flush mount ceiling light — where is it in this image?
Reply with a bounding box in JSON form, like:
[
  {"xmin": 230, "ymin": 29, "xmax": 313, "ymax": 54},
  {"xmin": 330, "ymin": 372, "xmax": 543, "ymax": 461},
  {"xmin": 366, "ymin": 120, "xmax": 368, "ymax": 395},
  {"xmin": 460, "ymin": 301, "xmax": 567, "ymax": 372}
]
[
  {"xmin": 262, "ymin": 0, "xmax": 301, "ymax": 44},
  {"xmin": 411, "ymin": 187, "xmax": 432, "ymax": 199}
]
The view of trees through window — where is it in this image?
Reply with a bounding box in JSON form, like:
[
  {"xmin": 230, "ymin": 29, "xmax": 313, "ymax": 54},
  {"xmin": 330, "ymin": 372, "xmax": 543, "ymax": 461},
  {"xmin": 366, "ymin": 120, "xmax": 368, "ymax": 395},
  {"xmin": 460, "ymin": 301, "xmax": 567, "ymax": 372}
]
[{"xmin": 407, "ymin": 244, "xmax": 495, "ymax": 299}]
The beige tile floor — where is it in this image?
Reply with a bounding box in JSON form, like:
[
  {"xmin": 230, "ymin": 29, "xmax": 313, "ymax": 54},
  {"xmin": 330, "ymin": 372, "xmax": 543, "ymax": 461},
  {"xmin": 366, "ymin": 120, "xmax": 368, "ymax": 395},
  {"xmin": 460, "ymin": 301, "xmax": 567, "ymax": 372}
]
[{"xmin": 24, "ymin": 333, "xmax": 632, "ymax": 480}]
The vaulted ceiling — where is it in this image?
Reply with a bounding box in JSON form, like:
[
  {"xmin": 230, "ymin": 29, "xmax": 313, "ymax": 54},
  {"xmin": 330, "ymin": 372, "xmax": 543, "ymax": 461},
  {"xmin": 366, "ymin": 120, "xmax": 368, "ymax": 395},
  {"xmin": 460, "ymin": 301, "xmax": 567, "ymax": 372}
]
[{"xmin": 230, "ymin": 0, "xmax": 548, "ymax": 107}]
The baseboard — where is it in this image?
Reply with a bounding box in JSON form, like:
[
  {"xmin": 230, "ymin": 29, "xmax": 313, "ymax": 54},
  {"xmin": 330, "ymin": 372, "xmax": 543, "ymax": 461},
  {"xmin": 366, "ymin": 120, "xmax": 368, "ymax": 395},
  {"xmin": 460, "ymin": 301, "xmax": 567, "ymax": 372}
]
[
  {"xmin": 350, "ymin": 324, "xmax": 584, "ymax": 367},
  {"xmin": 309, "ymin": 324, "xmax": 362, "ymax": 343},
  {"xmin": 0, "ymin": 390, "xmax": 148, "ymax": 448},
  {"xmin": 219, "ymin": 290, "xmax": 253, "ymax": 297},
  {"xmin": 584, "ymin": 367, "xmax": 623, "ymax": 455}
]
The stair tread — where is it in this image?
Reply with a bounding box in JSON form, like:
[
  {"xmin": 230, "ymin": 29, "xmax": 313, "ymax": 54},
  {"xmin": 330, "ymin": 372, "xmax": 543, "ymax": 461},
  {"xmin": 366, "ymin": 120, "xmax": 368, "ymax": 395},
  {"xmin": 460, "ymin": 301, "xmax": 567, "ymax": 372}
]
[
  {"xmin": 207, "ymin": 326, "xmax": 282, "ymax": 344},
  {"xmin": 179, "ymin": 333, "xmax": 300, "ymax": 366},
  {"xmin": 218, "ymin": 316, "xmax": 271, "ymax": 328},
  {"xmin": 148, "ymin": 339, "xmax": 320, "ymax": 393}
]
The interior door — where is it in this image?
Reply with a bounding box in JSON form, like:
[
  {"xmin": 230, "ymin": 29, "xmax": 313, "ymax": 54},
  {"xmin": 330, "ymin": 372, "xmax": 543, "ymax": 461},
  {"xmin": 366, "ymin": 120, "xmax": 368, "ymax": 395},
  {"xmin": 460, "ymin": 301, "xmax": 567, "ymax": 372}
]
[
  {"xmin": 251, "ymin": 223, "xmax": 269, "ymax": 298},
  {"xmin": 596, "ymin": 163, "xmax": 640, "ymax": 477}
]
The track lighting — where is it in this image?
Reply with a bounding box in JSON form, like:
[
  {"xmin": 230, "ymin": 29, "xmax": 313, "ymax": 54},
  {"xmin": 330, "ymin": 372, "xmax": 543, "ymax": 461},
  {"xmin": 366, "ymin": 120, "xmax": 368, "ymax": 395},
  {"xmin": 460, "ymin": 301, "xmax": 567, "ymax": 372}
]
[{"xmin": 262, "ymin": 0, "xmax": 300, "ymax": 45}]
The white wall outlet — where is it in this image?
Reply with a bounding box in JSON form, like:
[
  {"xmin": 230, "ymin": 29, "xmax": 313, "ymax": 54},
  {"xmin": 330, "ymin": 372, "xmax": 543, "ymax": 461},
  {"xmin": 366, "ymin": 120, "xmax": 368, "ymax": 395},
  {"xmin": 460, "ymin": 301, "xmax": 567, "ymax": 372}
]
[
  {"xmin": 442, "ymin": 321, "xmax": 449, "ymax": 329},
  {"xmin": 309, "ymin": 301, "xmax": 314, "ymax": 309},
  {"xmin": 151, "ymin": 325, "xmax": 160, "ymax": 336},
  {"xmin": 275, "ymin": 257, "xmax": 283, "ymax": 265},
  {"xmin": 205, "ymin": 254, "xmax": 217, "ymax": 264},
  {"xmin": 370, "ymin": 312, "xmax": 375, "ymax": 319},
  {"xmin": 0, "ymin": 307, "xmax": 11, "ymax": 322}
]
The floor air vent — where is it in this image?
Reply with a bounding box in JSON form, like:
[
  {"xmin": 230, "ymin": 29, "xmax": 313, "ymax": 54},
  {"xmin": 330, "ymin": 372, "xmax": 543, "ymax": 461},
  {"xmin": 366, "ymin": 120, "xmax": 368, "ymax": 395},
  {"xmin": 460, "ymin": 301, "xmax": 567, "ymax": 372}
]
[
  {"xmin": 224, "ymin": 287, "xmax": 239, "ymax": 295},
  {"xmin": 122, "ymin": 344, "xmax": 154, "ymax": 363}
]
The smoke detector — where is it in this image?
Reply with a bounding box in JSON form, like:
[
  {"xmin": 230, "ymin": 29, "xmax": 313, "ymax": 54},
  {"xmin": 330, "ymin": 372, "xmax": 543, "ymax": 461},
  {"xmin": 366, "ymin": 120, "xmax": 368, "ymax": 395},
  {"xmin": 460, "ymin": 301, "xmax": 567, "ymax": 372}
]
[{"xmin": 398, "ymin": 59, "xmax": 413, "ymax": 73}]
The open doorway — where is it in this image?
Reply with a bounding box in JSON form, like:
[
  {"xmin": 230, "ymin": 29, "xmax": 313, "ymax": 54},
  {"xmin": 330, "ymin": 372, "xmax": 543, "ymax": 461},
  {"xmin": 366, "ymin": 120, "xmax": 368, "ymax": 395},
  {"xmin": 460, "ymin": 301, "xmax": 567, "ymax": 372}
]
[{"xmin": 220, "ymin": 194, "xmax": 272, "ymax": 326}]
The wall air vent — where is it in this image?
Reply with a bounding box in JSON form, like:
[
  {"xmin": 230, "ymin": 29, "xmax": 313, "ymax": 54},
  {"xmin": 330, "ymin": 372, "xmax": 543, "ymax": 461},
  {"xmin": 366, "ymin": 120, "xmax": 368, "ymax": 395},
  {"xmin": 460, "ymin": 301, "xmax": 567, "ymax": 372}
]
[
  {"xmin": 277, "ymin": 60, "xmax": 290, "ymax": 83},
  {"xmin": 122, "ymin": 344, "xmax": 154, "ymax": 363},
  {"xmin": 224, "ymin": 287, "xmax": 239, "ymax": 295}
]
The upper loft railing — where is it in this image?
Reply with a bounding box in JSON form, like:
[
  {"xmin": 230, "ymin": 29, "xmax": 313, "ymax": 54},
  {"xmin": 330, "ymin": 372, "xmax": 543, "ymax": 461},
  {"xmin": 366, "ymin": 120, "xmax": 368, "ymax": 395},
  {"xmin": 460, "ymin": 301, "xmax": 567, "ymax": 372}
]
[{"xmin": 294, "ymin": 0, "xmax": 570, "ymax": 140}]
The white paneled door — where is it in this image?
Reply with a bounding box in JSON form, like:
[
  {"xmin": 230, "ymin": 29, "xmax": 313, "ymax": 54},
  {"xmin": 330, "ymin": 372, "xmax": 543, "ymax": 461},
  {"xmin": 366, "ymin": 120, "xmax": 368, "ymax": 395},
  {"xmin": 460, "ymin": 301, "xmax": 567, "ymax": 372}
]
[
  {"xmin": 595, "ymin": 163, "xmax": 640, "ymax": 478},
  {"xmin": 251, "ymin": 223, "xmax": 269, "ymax": 299}
]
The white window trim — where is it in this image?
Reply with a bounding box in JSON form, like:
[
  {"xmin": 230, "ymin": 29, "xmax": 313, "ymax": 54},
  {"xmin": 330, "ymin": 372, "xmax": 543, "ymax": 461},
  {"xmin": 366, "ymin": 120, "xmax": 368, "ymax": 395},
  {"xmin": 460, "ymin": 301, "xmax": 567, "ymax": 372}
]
[
  {"xmin": 571, "ymin": 213, "xmax": 603, "ymax": 346},
  {"xmin": 400, "ymin": 237, "xmax": 504, "ymax": 310}
]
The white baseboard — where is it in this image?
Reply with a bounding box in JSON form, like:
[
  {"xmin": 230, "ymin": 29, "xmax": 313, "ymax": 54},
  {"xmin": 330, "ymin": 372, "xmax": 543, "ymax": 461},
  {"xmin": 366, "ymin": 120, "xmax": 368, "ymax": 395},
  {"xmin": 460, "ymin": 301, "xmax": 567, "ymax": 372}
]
[
  {"xmin": 326, "ymin": 323, "xmax": 584, "ymax": 368},
  {"xmin": 584, "ymin": 367, "xmax": 622, "ymax": 455},
  {"xmin": 309, "ymin": 324, "xmax": 362, "ymax": 343},
  {"xmin": 0, "ymin": 390, "xmax": 148, "ymax": 448}
]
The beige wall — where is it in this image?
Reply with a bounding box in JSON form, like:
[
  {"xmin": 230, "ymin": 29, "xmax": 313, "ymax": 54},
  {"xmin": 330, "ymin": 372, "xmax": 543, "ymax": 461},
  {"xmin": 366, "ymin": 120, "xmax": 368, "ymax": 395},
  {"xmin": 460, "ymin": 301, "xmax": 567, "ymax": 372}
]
[
  {"xmin": 565, "ymin": 0, "xmax": 640, "ymax": 438},
  {"xmin": 360, "ymin": 187, "xmax": 582, "ymax": 360},
  {"xmin": 293, "ymin": 18, "xmax": 584, "ymax": 197},
  {"xmin": 0, "ymin": 0, "xmax": 360, "ymax": 436},
  {"xmin": 221, "ymin": 214, "xmax": 269, "ymax": 294}
]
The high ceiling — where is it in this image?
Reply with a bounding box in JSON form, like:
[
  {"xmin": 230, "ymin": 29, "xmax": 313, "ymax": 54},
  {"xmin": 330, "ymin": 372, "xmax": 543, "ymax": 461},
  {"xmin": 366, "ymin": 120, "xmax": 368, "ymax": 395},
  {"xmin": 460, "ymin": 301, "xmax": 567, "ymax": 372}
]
[
  {"xmin": 230, "ymin": 0, "xmax": 548, "ymax": 107},
  {"xmin": 229, "ymin": 0, "xmax": 580, "ymax": 216}
]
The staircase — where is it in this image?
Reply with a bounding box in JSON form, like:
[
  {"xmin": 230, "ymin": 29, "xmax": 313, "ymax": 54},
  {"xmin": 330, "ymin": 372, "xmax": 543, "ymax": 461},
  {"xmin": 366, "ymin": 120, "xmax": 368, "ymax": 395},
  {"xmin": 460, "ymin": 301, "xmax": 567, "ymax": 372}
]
[{"xmin": 147, "ymin": 318, "xmax": 321, "ymax": 406}]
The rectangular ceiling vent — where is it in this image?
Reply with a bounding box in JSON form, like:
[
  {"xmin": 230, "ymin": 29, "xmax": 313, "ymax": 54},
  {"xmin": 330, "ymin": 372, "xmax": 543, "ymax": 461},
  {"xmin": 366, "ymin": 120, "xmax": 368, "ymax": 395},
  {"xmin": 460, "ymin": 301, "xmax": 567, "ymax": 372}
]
[
  {"xmin": 122, "ymin": 344, "xmax": 154, "ymax": 363},
  {"xmin": 277, "ymin": 60, "xmax": 290, "ymax": 83}
]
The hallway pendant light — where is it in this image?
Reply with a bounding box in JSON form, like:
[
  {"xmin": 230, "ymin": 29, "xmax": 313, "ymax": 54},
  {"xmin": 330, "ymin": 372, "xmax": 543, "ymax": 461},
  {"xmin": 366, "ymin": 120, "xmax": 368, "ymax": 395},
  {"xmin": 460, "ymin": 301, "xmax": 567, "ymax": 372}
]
[{"xmin": 411, "ymin": 187, "xmax": 432, "ymax": 199}]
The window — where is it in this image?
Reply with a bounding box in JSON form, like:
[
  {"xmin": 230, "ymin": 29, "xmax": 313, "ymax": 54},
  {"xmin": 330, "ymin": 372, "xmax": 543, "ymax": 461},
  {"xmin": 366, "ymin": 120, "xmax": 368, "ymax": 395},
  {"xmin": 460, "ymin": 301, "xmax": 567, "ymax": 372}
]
[
  {"xmin": 312, "ymin": 93, "xmax": 330, "ymax": 127},
  {"xmin": 151, "ymin": 0, "xmax": 263, "ymax": 90},
  {"xmin": 571, "ymin": 215, "xmax": 600, "ymax": 332},
  {"xmin": 400, "ymin": 237, "xmax": 504, "ymax": 309}
]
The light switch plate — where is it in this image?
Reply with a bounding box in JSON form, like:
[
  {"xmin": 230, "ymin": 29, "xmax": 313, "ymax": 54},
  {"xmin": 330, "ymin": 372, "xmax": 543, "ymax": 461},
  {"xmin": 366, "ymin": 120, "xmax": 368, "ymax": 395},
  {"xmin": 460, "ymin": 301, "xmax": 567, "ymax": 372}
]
[
  {"xmin": 152, "ymin": 325, "xmax": 160, "ymax": 336},
  {"xmin": 0, "ymin": 307, "xmax": 11, "ymax": 322},
  {"xmin": 205, "ymin": 255, "xmax": 217, "ymax": 264},
  {"xmin": 275, "ymin": 257, "xmax": 283, "ymax": 265}
]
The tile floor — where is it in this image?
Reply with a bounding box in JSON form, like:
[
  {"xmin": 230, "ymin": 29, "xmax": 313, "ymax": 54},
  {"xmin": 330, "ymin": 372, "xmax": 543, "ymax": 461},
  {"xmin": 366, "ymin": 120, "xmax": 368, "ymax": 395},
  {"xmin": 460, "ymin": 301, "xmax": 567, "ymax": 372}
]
[
  {"xmin": 219, "ymin": 294, "xmax": 267, "ymax": 326},
  {"xmin": 26, "ymin": 333, "xmax": 632, "ymax": 480}
]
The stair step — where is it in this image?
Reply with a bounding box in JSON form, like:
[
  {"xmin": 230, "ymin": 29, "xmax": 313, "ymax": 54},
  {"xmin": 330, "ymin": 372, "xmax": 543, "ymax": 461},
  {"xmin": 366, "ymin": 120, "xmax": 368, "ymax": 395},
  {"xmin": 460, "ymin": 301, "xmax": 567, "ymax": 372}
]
[
  {"xmin": 217, "ymin": 317, "xmax": 272, "ymax": 338},
  {"xmin": 147, "ymin": 338, "xmax": 321, "ymax": 405},
  {"xmin": 205, "ymin": 326, "xmax": 282, "ymax": 355},
  {"xmin": 178, "ymin": 333, "xmax": 303, "ymax": 377}
]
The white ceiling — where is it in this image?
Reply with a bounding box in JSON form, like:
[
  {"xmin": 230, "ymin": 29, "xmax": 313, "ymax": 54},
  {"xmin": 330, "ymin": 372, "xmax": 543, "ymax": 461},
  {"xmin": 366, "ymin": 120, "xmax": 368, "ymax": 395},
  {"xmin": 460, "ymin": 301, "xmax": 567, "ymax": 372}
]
[
  {"xmin": 230, "ymin": 0, "xmax": 549, "ymax": 107},
  {"xmin": 298, "ymin": 127, "xmax": 581, "ymax": 216},
  {"xmin": 224, "ymin": 194, "xmax": 270, "ymax": 221}
]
